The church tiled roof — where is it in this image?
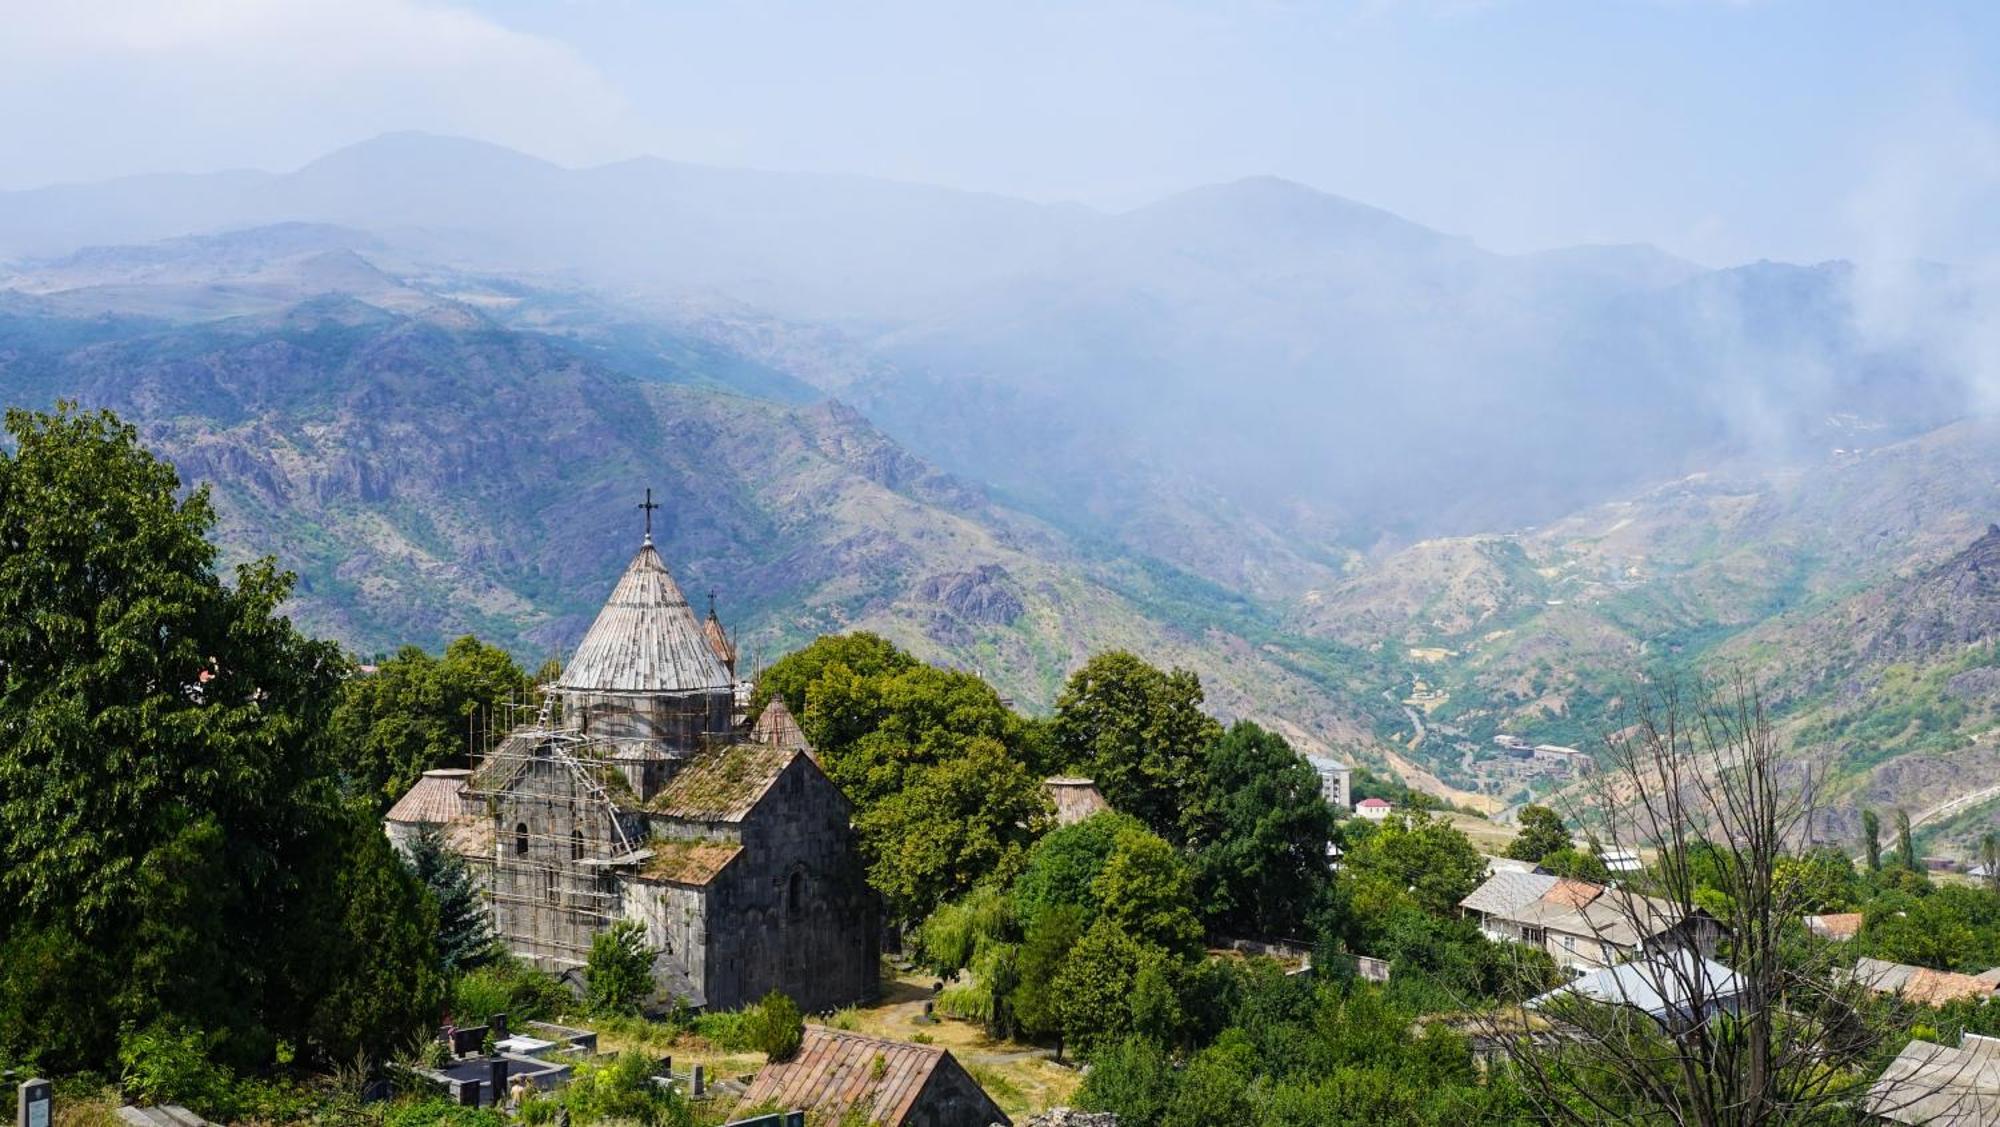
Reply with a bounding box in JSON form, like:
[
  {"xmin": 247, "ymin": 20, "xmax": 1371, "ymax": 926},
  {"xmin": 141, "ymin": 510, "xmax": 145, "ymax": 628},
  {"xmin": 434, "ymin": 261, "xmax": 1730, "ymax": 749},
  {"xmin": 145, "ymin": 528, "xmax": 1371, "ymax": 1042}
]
[
  {"xmin": 740, "ymin": 1028, "xmax": 1004, "ymax": 1127},
  {"xmin": 644, "ymin": 742, "xmax": 798, "ymax": 822},
  {"xmin": 702, "ymin": 607, "xmax": 737, "ymax": 669},
  {"xmin": 750, "ymin": 696, "xmax": 813, "ymax": 753},
  {"xmin": 386, "ymin": 768, "xmax": 475, "ymax": 824},
  {"xmin": 556, "ymin": 541, "xmax": 733, "ymax": 697}
]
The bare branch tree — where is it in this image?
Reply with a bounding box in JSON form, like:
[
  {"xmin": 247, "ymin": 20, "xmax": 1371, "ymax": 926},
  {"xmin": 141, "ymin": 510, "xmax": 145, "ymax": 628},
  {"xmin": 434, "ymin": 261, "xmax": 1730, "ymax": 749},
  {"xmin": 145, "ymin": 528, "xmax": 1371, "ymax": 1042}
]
[{"xmin": 1486, "ymin": 674, "xmax": 1961, "ymax": 1126}]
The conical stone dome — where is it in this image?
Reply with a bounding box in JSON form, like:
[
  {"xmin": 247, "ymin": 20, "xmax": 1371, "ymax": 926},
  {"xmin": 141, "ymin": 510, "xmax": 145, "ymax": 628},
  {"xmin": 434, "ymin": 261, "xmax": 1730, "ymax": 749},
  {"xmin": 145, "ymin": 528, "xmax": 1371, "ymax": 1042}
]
[{"xmin": 557, "ymin": 542, "xmax": 733, "ymax": 696}]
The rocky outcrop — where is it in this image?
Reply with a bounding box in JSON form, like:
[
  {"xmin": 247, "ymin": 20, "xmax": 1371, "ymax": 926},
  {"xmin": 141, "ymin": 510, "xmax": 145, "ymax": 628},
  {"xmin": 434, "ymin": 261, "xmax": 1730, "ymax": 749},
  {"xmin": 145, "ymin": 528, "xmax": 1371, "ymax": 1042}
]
[{"xmin": 917, "ymin": 564, "xmax": 1024, "ymax": 626}]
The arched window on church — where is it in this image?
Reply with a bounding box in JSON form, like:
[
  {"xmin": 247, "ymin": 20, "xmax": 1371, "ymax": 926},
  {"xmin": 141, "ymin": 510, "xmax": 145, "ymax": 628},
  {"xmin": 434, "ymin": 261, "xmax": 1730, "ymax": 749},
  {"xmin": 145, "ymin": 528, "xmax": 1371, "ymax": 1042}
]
[
  {"xmin": 570, "ymin": 829, "xmax": 584, "ymax": 861},
  {"xmin": 787, "ymin": 870, "xmax": 804, "ymax": 918},
  {"xmin": 515, "ymin": 822, "xmax": 529, "ymax": 856}
]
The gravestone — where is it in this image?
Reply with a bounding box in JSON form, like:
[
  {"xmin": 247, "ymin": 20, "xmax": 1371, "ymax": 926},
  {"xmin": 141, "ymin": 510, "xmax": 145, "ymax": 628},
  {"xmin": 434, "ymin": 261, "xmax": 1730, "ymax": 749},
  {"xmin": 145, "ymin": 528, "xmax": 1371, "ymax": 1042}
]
[
  {"xmin": 17, "ymin": 1079, "xmax": 51, "ymax": 1127},
  {"xmin": 488, "ymin": 1058, "xmax": 508, "ymax": 1102},
  {"xmin": 691, "ymin": 1064, "xmax": 705, "ymax": 1097},
  {"xmin": 458, "ymin": 1081, "xmax": 482, "ymax": 1108}
]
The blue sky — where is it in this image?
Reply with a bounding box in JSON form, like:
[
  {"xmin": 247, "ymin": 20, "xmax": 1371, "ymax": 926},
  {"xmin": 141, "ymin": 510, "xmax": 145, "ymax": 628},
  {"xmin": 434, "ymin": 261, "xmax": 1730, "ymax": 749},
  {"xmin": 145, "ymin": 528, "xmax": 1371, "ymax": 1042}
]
[{"xmin": 5, "ymin": 1, "xmax": 1999, "ymax": 265}]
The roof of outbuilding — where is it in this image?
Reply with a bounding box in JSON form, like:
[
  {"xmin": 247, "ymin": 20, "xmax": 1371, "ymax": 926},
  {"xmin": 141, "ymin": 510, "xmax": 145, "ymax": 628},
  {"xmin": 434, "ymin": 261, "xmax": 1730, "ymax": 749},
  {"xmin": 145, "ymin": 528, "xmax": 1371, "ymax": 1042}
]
[
  {"xmin": 1804, "ymin": 912, "xmax": 1865, "ymax": 941},
  {"xmin": 645, "ymin": 742, "xmax": 799, "ymax": 822},
  {"xmin": 1460, "ymin": 871, "xmax": 1560, "ymax": 917},
  {"xmin": 556, "ymin": 541, "xmax": 734, "ymax": 697},
  {"xmin": 386, "ymin": 768, "xmax": 475, "ymax": 825},
  {"xmin": 738, "ymin": 1027, "xmax": 1006, "ymax": 1127},
  {"xmin": 1866, "ymin": 1034, "xmax": 2000, "ymax": 1125},
  {"xmin": 1507, "ymin": 885, "xmax": 1691, "ymax": 948},
  {"xmin": 1529, "ymin": 950, "xmax": 1744, "ymax": 1020}
]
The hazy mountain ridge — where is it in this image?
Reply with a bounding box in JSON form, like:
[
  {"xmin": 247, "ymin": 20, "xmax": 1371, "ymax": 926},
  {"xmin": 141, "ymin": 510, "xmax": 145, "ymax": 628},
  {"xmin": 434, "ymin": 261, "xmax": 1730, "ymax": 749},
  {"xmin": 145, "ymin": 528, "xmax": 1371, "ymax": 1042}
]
[
  {"xmin": 7, "ymin": 132, "xmax": 1970, "ymax": 594},
  {"xmin": 0, "ymin": 295, "xmax": 1399, "ymax": 767}
]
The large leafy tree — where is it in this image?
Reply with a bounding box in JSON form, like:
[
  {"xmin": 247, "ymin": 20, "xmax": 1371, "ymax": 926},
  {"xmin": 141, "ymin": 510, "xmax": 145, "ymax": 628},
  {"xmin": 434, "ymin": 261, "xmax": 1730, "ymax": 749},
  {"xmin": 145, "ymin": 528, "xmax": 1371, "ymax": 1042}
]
[
  {"xmin": 1183, "ymin": 721, "xmax": 1334, "ymax": 939},
  {"xmin": 1503, "ymin": 804, "xmax": 1572, "ymax": 864},
  {"xmin": 1010, "ymin": 811, "xmax": 1146, "ymax": 929},
  {"xmin": 329, "ymin": 635, "xmax": 529, "ymax": 810},
  {"xmin": 1052, "ymin": 652, "xmax": 1222, "ymax": 842},
  {"xmin": 0, "ymin": 404, "xmax": 437, "ymax": 1070},
  {"xmin": 1093, "ymin": 826, "xmax": 1204, "ymax": 956},
  {"xmin": 855, "ymin": 736, "xmax": 1052, "ymax": 922},
  {"xmin": 1340, "ymin": 810, "xmax": 1486, "ymax": 919}
]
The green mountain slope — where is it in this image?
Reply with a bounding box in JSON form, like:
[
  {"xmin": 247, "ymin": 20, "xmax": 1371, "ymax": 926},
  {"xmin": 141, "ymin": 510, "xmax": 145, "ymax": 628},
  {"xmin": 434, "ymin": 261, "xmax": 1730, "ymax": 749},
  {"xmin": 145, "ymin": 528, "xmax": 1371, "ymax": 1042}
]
[{"xmin": 0, "ymin": 297, "xmax": 1400, "ymax": 765}]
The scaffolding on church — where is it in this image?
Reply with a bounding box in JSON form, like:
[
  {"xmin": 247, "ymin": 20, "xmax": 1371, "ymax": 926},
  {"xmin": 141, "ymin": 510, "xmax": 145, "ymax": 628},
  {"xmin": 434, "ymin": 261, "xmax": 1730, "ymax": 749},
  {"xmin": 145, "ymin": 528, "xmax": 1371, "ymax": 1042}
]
[{"xmin": 465, "ymin": 687, "xmax": 733, "ymax": 969}]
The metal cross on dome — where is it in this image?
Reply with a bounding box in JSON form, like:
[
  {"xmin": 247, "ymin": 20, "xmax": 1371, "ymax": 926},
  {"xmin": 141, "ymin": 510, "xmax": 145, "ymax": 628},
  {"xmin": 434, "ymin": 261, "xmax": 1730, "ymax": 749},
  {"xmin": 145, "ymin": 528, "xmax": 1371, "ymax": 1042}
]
[{"xmin": 638, "ymin": 487, "xmax": 661, "ymax": 543}]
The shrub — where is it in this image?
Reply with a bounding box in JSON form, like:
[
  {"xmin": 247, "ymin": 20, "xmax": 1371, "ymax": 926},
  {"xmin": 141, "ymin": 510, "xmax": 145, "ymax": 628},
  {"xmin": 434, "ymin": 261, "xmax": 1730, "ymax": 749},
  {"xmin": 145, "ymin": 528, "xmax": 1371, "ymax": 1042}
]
[
  {"xmin": 690, "ymin": 1009, "xmax": 749, "ymax": 1051},
  {"xmin": 450, "ymin": 957, "xmax": 572, "ymax": 1026},
  {"xmin": 117, "ymin": 1023, "xmax": 233, "ymax": 1117},
  {"xmin": 584, "ymin": 920, "xmax": 657, "ymax": 1016},
  {"xmin": 384, "ymin": 1097, "xmax": 506, "ymax": 1127},
  {"xmin": 745, "ymin": 991, "xmax": 805, "ymax": 1061}
]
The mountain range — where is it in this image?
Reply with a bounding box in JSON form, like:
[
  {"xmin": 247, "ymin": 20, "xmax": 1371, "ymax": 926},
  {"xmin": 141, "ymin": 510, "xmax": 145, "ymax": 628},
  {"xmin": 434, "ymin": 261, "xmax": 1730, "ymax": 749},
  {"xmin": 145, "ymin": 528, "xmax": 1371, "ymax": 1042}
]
[{"xmin": 7, "ymin": 133, "xmax": 2000, "ymax": 845}]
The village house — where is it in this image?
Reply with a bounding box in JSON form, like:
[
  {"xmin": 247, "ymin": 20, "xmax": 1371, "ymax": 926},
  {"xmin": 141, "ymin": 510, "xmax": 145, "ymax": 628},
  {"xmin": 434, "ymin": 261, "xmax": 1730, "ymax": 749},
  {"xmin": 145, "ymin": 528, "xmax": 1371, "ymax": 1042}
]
[
  {"xmin": 1354, "ymin": 797, "xmax": 1393, "ymax": 822},
  {"xmin": 386, "ymin": 521, "xmax": 878, "ymax": 1013},
  {"xmin": 1458, "ymin": 874, "xmax": 1723, "ymax": 973},
  {"xmin": 739, "ymin": 1028, "xmax": 1010, "ymax": 1127}
]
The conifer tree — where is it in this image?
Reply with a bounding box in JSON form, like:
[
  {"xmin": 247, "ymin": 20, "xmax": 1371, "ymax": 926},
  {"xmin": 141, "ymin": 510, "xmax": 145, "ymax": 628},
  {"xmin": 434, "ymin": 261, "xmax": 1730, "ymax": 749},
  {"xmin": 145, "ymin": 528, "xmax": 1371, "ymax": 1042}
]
[{"xmin": 405, "ymin": 827, "xmax": 498, "ymax": 975}]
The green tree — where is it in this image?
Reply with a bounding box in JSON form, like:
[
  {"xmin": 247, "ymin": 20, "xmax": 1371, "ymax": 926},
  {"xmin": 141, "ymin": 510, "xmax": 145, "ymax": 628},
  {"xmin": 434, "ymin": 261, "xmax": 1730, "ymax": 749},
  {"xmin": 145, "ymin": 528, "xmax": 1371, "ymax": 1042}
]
[
  {"xmin": 404, "ymin": 827, "xmax": 498, "ymax": 975},
  {"xmin": 1183, "ymin": 721, "xmax": 1333, "ymax": 938},
  {"xmin": 1075, "ymin": 1036, "xmax": 1176, "ymax": 1124},
  {"xmin": 855, "ymin": 737, "xmax": 1051, "ymax": 922},
  {"xmin": 1504, "ymin": 805, "xmax": 1572, "ymax": 863},
  {"xmin": 329, "ymin": 636, "xmax": 529, "ymax": 810},
  {"xmin": 585, "ymin": 919, "xmax": 657, "ymax": 1016},
  {"xmin": 1538, "ymin": 846, "xmax": 1610, "ymax": 883},
  {"xmin": 1983, "ymin": 833, "xmax": 2000, "ymax": 896},
  {"xmin": 0, "ymin": 404, "xmax": 429, "ymax": 1071},
  {"xmin": 1010, "ymin": 904, "xmax": 1087, "ymax": 1054},
  {"xmin": 1341, "ymin": 810, "xmax": 1486, "ymax": 919},
  {"xmin": 1861, "ymin": 808, "xmax": 1882, "ymax": 873},
  {"xmin": 1010, "ymin": 811, "xmax": 1144, "ymax": 928},
  {"xmin": 1093, "ymin": 828, "xmax": 1204, "ymax": 956},
  {"xmin": 296, "ymin": 818, "xmax": 446, "ymax": 1064},
  {"xmin": 1896, "ymin": 807, "xmax": 1918, "ymax": 872},
  {"xmin": 1052, "ymin": 918, "xmax": 1147, "ymax": 1058},
  {"xmin": 1052, "ymin": 652, "xmax": 1222, "ymax": 842}
]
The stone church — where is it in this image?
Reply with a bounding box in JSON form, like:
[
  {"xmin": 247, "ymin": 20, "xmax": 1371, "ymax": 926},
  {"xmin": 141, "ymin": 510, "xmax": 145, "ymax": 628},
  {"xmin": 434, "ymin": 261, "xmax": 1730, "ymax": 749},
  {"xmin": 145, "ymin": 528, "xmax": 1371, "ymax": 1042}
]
[{"xmin": 386, "ymin": 525, "xmax": 879, "ymax": 1013}]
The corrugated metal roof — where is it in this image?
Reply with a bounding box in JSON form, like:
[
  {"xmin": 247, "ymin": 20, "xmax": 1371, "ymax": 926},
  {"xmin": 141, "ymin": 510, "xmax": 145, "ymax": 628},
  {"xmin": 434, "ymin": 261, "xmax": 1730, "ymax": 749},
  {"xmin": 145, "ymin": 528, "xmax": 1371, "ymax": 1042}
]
[
  {"xmin": 739, "ymin": 1028, "xmax": 982, "ymax": 1127},
  {"xmin": 386, "ymin": 769, "xmax": 476, "ymax": 825},
  {"xmin": 556, "ymin": 542, "xmax": 733, "ymax": 696},
  {"xmin": 645, "ymin": 742, "xmax": 797, "ymax": 822},
  {"xmin": 1529, "ymin": 951, "xmax": 1744, "ymax": 1021},
  {"xmin": 1459, "ymin": 871, "xmax": 1559, "ymax": 917}
]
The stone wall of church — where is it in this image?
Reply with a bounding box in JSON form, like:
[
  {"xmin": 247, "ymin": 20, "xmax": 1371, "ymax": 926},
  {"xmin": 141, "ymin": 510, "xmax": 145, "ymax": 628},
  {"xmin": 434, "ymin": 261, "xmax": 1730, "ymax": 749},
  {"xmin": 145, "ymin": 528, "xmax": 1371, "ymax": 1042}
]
[
  {"xmin": 699, "ymin": 758, "xmax": 880, "ymax": 1013},
  {"xmin": 621, "ymin": 880, "xmax": 711, "ymax": 1008},
  {"xmin": 489, "ymin": 755, "xmax": 627, "ymax": 972}
]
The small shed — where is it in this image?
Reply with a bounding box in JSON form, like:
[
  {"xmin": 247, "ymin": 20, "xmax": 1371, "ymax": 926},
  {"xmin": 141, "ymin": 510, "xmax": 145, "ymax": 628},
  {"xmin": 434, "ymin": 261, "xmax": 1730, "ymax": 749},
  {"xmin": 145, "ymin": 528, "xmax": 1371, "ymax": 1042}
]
[{"xmin": 739, "ymin": 1028, "xmax": 1010, "ymax": 1127}]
